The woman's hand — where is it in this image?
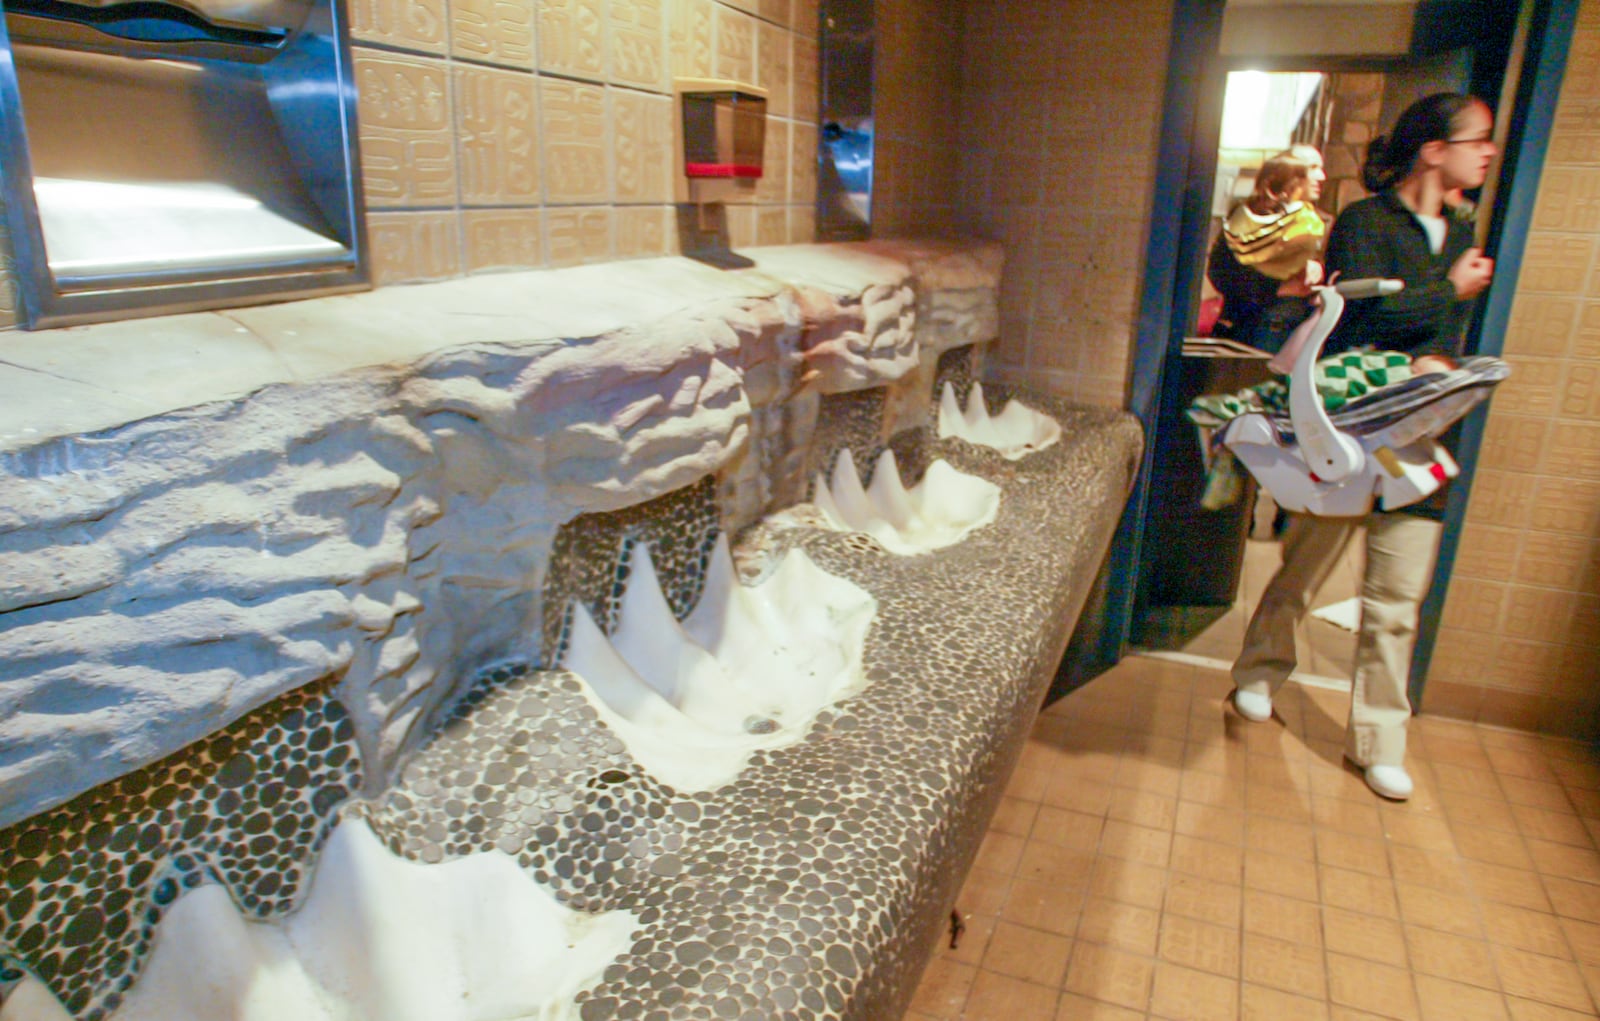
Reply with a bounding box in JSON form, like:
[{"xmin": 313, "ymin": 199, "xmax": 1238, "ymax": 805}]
[
  {"xmin": 1448, "ymin": 247, "xmax": 1494, "ymax": 299},
  {"xmin": 1276, "ymin": 260, "xmax": 1323, "ymax": 298},
  {"xmin": 1410, "ymin": 354, "xmax": 1457, "ymax": 375}
]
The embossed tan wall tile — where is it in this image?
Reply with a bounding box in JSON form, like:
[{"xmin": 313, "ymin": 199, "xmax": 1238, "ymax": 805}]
[
  {"xmin": 463, "ymin": 208, "xmax": 543, "ymax": 271},
  {"xmin": 456, "ymin": 65, "xmax": 541, "ymax": 205},
  {"xmin": 1522, "ymin": 234, "xmax": 1595, "ymax": 294},
  {"xmin": 1490, "ymin": 639, "xmax": 1594, "ymax": 697},
  {"xmin": 1440, "ymin": 577, "xmax": 1507, "ymax": 634},
  {"xmin": 1573, "ymin": 300, "xmax": 1600, "ymax": 360},
  {"xmin": 760, "ymin": 0, "xmax": 790, "ymax": 29},
  {"xmin": 1547, "ymin": 420, "xmax": 1600, "ymax": 480},
  {"xmin": 367, "ymin": 211, "xmax": 462, "ymax": 283},
  {"xmin": 1453, "ymin": 523, "xmax": 1523, "ymax": 581},
  {"xmin": 613, "ymin": 91, "xmax": 673, "ymax": 204},
  {"xmin": 355, "ymin": 51, "xmax": 458, "ymax": 206},
  {"xmin": 1493, "ymin": 356, "xmax": 1564, "ymax": 416},
  {"xmin": 789, "ymin": 204, "xmax": 814, "ymax": 244},
  {"xmin": 1535, "ymin": 167, "xmax": 1600, "ymax": 232},
  {"xmin": 757, "ymin": 117, "xmax": 790, "ymax": 205},
  {"xmin": 1426, "ymin": 626, "xmax": 1500, "ymax": 687},
  {"xmin": 715, "ymin": 5, "xmax": 756, "ymax": 85},
  {"xmin": 541, "ymin": 79, "xmax": 611, "ymax": 203},
  {"xmin": 790, "ymin": 122, "xmax": 817, "ymax": 209},
  {"xmin": 719, "ymin": 0, "xmax": 758, "ymax": 17},
  {"xmin": 451, "ymin": 0, "xmax": 535, "ymax": 67},
  {"xmin": 1517, "ymin": 531, "xmax": 1600, "ymax": 594},
  {"xmin": 609, "ymin": 0, "xmax": 666, "ymax": 90},
  {"xmin": 1462, "ymin": 469, "xmax": 1535, "ymax": 529},
  {"xmin": 791, "ymin": 0, "xmax": 818, "ymax": 38},
  {"xmin": 539, "ymin": 0, "xmax": 605, "ymax": 80},
  {"xmin": 1503, "ymin": 585, "xmax": 1600, "ymax": 645},
  {"xmin": 1506, "ymin": 293, "xmax": 1580, "ymax": 357},
  {"xmin": 615, "ymin": 205, "xmax": 673, "ymax": 257},
  {"xmin": 725, "ymin": 204, "xmax": 758, "ymax": 248},
  {"xmin": 1560, "ymin": 362, "xmax": 1600, "ymax": 417},
  {"xmin": 757, "ymin": 20, "xmax": 792, "ymax": 117},
  {"xmin": 756, "ymin": 207, "xmax": 787, "ymax": 246},
  {"xmin": 1560, "ymin": 22, "xmax": 1600, "ymax": 100},
  {"xmin": 1531, "ymin": 476, "xmax": 1600, "ymax": 535},
  {"xmin": 546, "ymin": 206, "xmax": 613, "ymax": 265},
  {"xmin": 1551, "ymin": 97, "xmax": 1600, "ymax": 164},
  {"xmin": 0, "ymin": 212, "xmax": 17, "ymax": 330},
  {"xmin": 349, "ymin": 0, "xmax": 447, "ymax": 53},
  {"xmin": 791, "ymin": 33, "xmax": 819, "ymax": 122},
  {"xmin": 668, "ymin": 0, "xmax": 715, "ymax": 78},
  {"xmin": 1475, "ymin": 414, "xmax": 1552, "ymax": 474}
]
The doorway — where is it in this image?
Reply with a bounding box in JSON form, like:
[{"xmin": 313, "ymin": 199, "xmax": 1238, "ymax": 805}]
[{"xmin": 1074, "ymin": 0, "xmax": 1577, "ymax": 701}]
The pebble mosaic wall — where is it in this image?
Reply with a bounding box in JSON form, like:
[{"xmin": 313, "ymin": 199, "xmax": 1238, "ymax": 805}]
[{"xmin": 0, "ymin": 383, "xmax": 1141, "ymax": 1021}]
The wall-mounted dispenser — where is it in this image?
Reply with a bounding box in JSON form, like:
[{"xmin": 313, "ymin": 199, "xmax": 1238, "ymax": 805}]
[
  {"xmin": 0, "ymin": 0, "xmax": 367, "ymax": 328},
  {"xmin": 673, "ymin": 78, "xmax": 764, "ymax": 269}
]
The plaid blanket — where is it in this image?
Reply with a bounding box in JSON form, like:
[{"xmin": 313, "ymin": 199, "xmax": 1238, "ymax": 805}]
[{"xmin": 1187, "ymin": 351, "xmax": 1416, "ymax": 428}]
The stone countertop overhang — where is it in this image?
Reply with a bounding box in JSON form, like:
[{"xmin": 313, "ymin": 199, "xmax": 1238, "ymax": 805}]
[{"xmin": 0, "ymin": 239, "xmax": 1002, "ymax": 834}]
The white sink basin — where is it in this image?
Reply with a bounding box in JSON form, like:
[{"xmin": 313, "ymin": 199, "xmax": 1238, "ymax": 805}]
[
  {"xmin": 3, "ymin": 818, "xmax": 636, "ymax": 1021},
  {"xmin": 560, "ymin": 535, "xmax": 877, "ymax": 792},
  {"xmin": 809, "ymin": 447, "xmax": 1000, "ymax": 555},
  {"xmin": 938, "ymin": 381, "xmax": 1061, "ymax": 459}
]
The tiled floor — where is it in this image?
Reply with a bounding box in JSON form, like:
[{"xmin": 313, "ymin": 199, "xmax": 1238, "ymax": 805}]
[{"xmin": 907, "ymin": 654, "xmax": 1600, "ymax": 1020}]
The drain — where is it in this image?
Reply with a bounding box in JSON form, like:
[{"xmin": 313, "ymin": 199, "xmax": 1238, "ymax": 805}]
[{"xmin": 743, "ymin": 716, "xmax": 780, "ymax": 735}]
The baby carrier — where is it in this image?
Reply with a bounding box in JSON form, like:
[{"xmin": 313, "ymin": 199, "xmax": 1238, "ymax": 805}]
[{"xmin": 1204, "ymin": 278, "xmax": 1510, "ymax": 517}]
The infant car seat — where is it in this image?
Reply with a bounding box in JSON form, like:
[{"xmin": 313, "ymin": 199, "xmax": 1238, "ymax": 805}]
[{"xmin": 1215, "ymin": 278, "xmax": 1510, "ymax": 517}]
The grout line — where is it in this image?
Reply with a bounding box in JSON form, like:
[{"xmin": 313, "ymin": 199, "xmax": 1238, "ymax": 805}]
[{"xmin": 1129, "ymin": 648, "xmax": 1353, "ymax": 694}]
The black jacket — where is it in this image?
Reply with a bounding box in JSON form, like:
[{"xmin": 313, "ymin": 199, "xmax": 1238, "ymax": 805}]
[{"xmin": 1324, "ymin": 191, "xmax": 1476, "ymax": 359}]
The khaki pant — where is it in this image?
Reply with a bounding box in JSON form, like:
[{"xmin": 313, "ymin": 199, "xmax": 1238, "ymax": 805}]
[{"xmin": 1233, "ymin": 511, "xmax": 1443, "ymax": 768}]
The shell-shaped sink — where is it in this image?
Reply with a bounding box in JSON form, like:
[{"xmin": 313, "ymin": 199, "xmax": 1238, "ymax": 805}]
[
  {"xmin": 811, "ymin": 447, "xmax": 1000, "ymax": 555},
  {"xmin": 560, "ymin": 535, "xmax": 877, "ymax": 792},
  {"xmin": 938, "ymin": 381, "xmax": 1061, "ymax": 459},
  {"xmin": 6, "ymin": 818, "xmax": 637, "ymax": 1021}
]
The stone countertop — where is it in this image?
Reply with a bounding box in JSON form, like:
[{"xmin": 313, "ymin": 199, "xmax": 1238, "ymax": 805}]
[{"xmin": 0, "ymin": 241, "xmax": 999, "ymax": 452}]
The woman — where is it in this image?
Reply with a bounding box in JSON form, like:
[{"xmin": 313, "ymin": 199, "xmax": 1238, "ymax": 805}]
[
  {"xmin": 1206, "ymin": 145, "xmax": 1329, "ymax": 352},
  {"xmin": 1230, "ymin": 95, "xmax": 1497, "ymax": 801}
]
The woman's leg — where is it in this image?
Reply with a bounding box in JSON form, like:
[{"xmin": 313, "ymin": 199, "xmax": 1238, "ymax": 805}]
[
  {"xmin": 1234, "ymin": 513, "xmax": 1359, "ymax": 702},
  {"xmin": 1346, "ymin": 512, "xmax": 1444, "ymax": 768}
]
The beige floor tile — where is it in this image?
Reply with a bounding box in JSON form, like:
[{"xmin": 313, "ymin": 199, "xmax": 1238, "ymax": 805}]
[
  {"xmin": 1545, "ymin": 876, "xmax": 1600, "ymax": 925},
  {"xmin": 1318, "ymin": 828, "xmax": 1392, "ymax": 876},
  {"xmin": 1413, "ymin": 975, "xmax": 1512, "ymax": 1021},
  {"xmin": 1443, "ymin": 789, "xmax": 1524, "ymax": 834},
  {"xmin": 1464, "ymin": 861, "xmax": 1554, "ymax": 912},
  {"xmin": 1031, "ymin": 806, "xmax": 1106, "ymax": 853},
  {"xmin": 909, "ymin": 955, "xmax": 977, "ymax": 1018},
  {"xmin": 1244, "ymin": 847, "xmax": 1322, "ymax": 902},
  {"xmin": 1098, "ymin": 819, "xmax": 1172, "ymax": 868},
  {"xmin": 989, "ymin": 796, "xmax": 1042, "ymax": 838},
  {"xmin": 1514, "ymin": 804, "xmax": 1595, "ymax": 848},
  {"xmin": 1043, "ymin": 773, "xmax": 1117, "ymax": 817},
  {"xmin": 1382, "ymin": 811, "xmax": 1458, "ymax": 852},
  {"xmin": 1527, "ymin": 838, "xmax": 1600, "ymax": 883},
  {"xmin": 1164, "ymin": 871, "xmax": 1243, "ymax": 929},
  {"xmin": 1174, "ymin": 800, "xmax": 1246, "ymax": 846},
  {"xmin": 1241, "ymin": 930, "xmax": 1327, "ymax": 998},
  {"xmin": 1493, "ymin": 944, "xmax": 1597, "ymax": 1014},
  {"xmin": 1328, "ymin": 951, "xmax": 1421, "ymax": 1020},
  {"xmin": 1053, "ymin": 991, "xmax": 1145, "ymax": 1021},
  {"xmin": 942, "ymin": 912, "xmax": 999, "ymax": 968},
  {"xmin": 1325, "ymin": 904, "xmax": 1409, "ymax": 964},
  {"xmin": 1062, "ymin": 942, "xmax": 1154, "ymax": 1013},
  {"xmin": 1405, "ymin": 924, "xmax": 1499, "ymax": 989},
  {"xmin": 1391, "ymin": 844, "xmax": 1471, "ymax": 894},
  {"xmin": 959, "ymin": 969, "xmax": 1060, "ymax": 1021},
  {"xmin": 1396, "ymin": 881, "xmax": 1484, "ymax": 937},
  {"xmin": 1243, "ymin": 887, "xmax": 1323, "ymax": 946},
  {"xmin": 1505, "ymin": 996, "xmax": 1600, "ymax": 1020},
  {"xmin": 1089, "ymin": 859, "xmax": 1169, "ymax": 910},
  {"xmin": 1077, "ymin": 897, "xmax": 1160, "ymax": 956},
  {"xmin": 1157, "ymin": 912, "xmax": 1240, "ymax": 978},
  {"xmin": 1000, "ymin": 877, "xmax": 1086, "ymax": 937},
  {"xmin": 1488, "ymin": 904, "xmax": 1579, "ymax": 960},
  {"xmin": 1245, "ymin": 813, "xmax": 1316, "ymax": 857},
  {"xmin": 959, "ymin": 864, "xmax": 1015, "ymax": 917},
  {"xmin": 1242, "ymin": 982, "xmax": 1330, "ymax": 1021},
  {"xmin": 1456, "ymin": 824, "xmax": 1538, "ymax": 869},
  {"xmin": 1106, "ymin": 788, "xmax": 1178, "ymax": 831},
  {"xmin": 1501, "ymin": 776, "xmax": 1580, "ymax": 814},
  {"xmin": 1169, "ymin": 833, "xmax": 1244, "ymax": 885},
  {"xmin": 1312, "ymin": 793, "xmax": 1386, "ymax": 838},
  {"xmin": 1148, "ymin": 960, "xmax": 1240, "ymax": 1021},
  {"xmin": 982, "ymin": 920, "xmax": 1074, "ymax": 988},
  {"xmin": 1016, "ymin": 840, "xmax": 1097, "ymax": 889},
  {"xmin": 1320, "ymin": 864, "xmax": 1401, "ymax": 919},
  {"xmin": 973, "ymin": 831, "xmax": 1026, "ymax": 875},
  {"xmin": 1559, "ymin": 915, "xmax": 1600, "ymax": 967}
]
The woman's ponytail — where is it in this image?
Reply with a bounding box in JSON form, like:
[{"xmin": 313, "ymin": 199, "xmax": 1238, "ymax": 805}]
[{"xmin": 1359, "ymin": 93, "xmax": 1479, "ymax": 194}]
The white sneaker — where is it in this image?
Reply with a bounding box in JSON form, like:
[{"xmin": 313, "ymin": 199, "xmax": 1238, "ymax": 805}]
[
  {"xmin": 1364, "ymin": 764, "xmax": 1413, "ymax": 801},
  {"xmin": 1232, "ymin": 688, "xmax": 1272, "ymax": 723}
]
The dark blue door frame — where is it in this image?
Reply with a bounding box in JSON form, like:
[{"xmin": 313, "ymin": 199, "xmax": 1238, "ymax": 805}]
[{"xmin": 1089, "ymin": 0, "xmax": 1579, "ymax": 697}]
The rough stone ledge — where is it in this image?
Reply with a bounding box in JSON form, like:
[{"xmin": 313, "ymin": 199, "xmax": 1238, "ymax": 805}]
[{"xmin": 0, "ymin": 239, "xmax": 1001, "ymax": 832}]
